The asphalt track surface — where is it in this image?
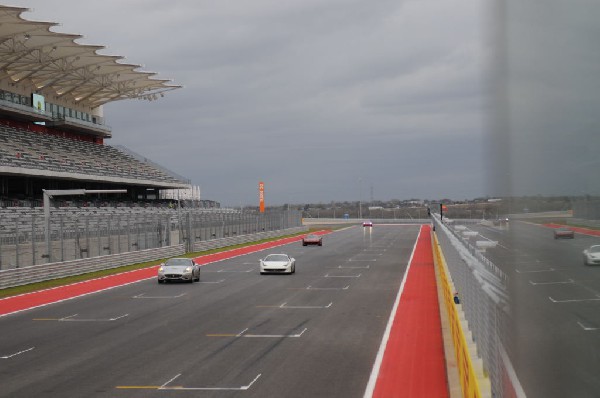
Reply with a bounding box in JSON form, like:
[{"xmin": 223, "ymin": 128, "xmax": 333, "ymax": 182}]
[
  {"xmin": 465, "ymin": 221, "xmax": 600, "ymax": 398},
  {"xmin": 0, "ymin": 225, "xmax": 427, "ymax": 398}
]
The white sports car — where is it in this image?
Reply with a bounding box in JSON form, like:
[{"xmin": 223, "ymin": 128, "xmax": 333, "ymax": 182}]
[
  {"xmin": 583, "ymin": 245, "xmax": 600, "ymax": 266},
  {"xmin": 260, "ymin": 254, "xmax": 296, "ymax": 275}
]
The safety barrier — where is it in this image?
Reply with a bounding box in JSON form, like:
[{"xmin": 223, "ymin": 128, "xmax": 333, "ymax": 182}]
[
  {"xmin": 433, "ymin": 215, "xmax": 525, "ymax": 398},
  {"xmin": 0, "ymin": 226, "xmax": 307, "ymax": 290},
  {"xmin": 432, "ymin": 231, "xmax": 491, "ymax": 397}
]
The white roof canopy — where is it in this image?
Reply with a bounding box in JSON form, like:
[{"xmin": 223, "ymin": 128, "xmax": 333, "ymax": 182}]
[{"xmin": 0, "ymin": 6, "xmax": 181, "ymax": 108}]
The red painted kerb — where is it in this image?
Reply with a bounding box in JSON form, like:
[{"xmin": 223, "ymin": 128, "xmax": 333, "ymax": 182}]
[{"xmin": 372, "ymin": 225, "xmax": 449, "ymax": 397}]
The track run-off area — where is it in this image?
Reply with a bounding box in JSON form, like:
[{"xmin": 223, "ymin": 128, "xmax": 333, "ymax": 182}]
[{"xmin": 0, "ymin": 225, "xmax": 447, "ymax": 398}]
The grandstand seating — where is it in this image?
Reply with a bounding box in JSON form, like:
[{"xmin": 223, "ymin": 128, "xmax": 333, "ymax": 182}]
[{"xmin": 0, "ymin": 123, "xmax": 183, "ymax": 184}]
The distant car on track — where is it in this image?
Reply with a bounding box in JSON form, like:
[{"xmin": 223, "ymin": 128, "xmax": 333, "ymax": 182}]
[
  {"xmin": 302, "ymin": 234, "xmax": 323, "ymax": 246},
  {"xmin": 158, "ymin": 258, "xmax": 200, "ymax": 283},
  {"xmin": 554, "ymin": 227, "xmax": 574, "ymax": 239},
  {"xmin": 260, "ymin": 254, "xmax": 296, "ymax": 274},
  {"xmin": 362, "ymin": 220, "xmax": 373, "ymax": 227},
  {"xmin": 583, "ymin": 245, "xmax": 600, "ymax": 265}
]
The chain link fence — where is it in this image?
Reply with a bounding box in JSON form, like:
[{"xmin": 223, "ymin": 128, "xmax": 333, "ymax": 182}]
[
  {"xmin": 0, "ymin": 207, "xmax": 302, "ymax": 269},
  {"xmin": 433, "ymin": 215, "xmax": 521, "ymax": 397}
]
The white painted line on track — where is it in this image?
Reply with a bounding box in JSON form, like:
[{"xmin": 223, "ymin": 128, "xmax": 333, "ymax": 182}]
[
  {"xmin": 516, "ymin": 268, "xmax": 555, "ymax": 274},
  {"xmin": 529, "ymin": 279, "xmax": 574, "ymax": 286},
  {"xmin": 258, "ymin": 302, "xmax": 333, "ymax": 309},
  {"xmin": 133, "ymin": 293, "xmax": 187, "ymax": 299},
  {"xmin": 207, "ymin": 328, "xmax": 308, "ymax": 339},
  {"xmin": 34, "ymin": 313, "xmax": 129, "ymax": 322},
  {"xmin": 306, "ymin": 285, "xmax": 350, "ymax": 290},
  {"xmin": 199, "ymin": 279, "xmax": 225, "ymax": 284},
  {"xmin": 155, "ymin": 373, "xmax": 262, "ymax": 391},
  {"xmin": 335, "ymin": 265, "xmax": 370, "ymax": 269},
  {"xmin": 324, "ymin": 273, "xmax": 361, "ymax": 278},
  {"xmin": 242, "ymin": 327, "xmax": 308, "ymax": 338},
  {"xmin": 160, "ymin": 374, "xmax": 181, "ymax": 389},
  {"xmin": 549, "ymin": 296, "xmax": 600, "ymax": 303},
  {"xmin": 577, "ymin": 321, "xmax": 599, "ymax": 331},
  {"xmin": 1, "ymin": 347, "xmax": 34, "ymax": 359},
  {"xmin": 348, "ymin": 259, "xmax": 377, "ymax": 262}
]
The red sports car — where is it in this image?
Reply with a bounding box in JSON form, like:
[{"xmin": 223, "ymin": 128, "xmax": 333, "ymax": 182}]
[
  {"xmin": 554, "ymin": 227, "xmax": 574, "ymax": 239},
  {"xmin": 362, "ymin": 220, "xmax": 373, "ymax": 227},
  {"xmin": 302, "ymin": 234, "xmax": 323, "ymax": 246}
]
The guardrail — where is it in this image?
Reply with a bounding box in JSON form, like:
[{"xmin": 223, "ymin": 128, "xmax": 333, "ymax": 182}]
[{"xmin": 0, "ymin": 226, "xmax": 307, "ymax": 290}]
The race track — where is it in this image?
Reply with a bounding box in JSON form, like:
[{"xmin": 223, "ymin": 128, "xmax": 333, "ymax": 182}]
[{"xmin": 0, "ymin": 225, "xmax": 421, "ymax": 398}]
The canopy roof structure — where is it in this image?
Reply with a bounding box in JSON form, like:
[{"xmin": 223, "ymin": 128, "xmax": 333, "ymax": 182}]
[{"xmin": 0, "ymin": 5, "xmax": 181, "ymax": 108}]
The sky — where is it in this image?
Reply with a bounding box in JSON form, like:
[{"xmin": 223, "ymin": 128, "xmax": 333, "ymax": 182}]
[{"xmin": 9, "ymin": 0, "xmax": 491, "ymax": 206}]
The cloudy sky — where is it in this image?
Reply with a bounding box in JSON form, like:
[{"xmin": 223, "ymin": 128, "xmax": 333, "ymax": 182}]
[{"xmin": 11, "ymin": 0, "xmax": 491, "ymax": 206}]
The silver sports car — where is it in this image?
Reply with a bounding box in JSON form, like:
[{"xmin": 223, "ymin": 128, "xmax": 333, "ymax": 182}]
[
  {"xmin": 260, "ymin": 254, "xmax": 296, "ymax": 275},
  {"xmin": 158, "ymin": 258, "xmax": 200, "ymax": 283}
]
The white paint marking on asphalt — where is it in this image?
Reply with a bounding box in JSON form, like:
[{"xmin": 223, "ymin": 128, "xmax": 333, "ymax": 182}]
[
  {"xmin": 577, "ymin": 321, "xmax": 599, "ymax": 331},
  {"xmin": 133, "ymin": 293, "xmax": 187, "ymax": 299},
  {"xmin": 529, "ymin": 279, "xmax": 574, "ymax": 286},
  {"xmin": 160, "ymin": 373, "xmax": 182, "ymax": 389},
  {"xmin": 336, "ymin": 265, "xmax": 370, "ymax": 269},
  {"xmin": 516, "ymin": 268, "xmax": 555, "ymax": 274},
  {"xmin": 306, "ymin": 285, "xmax": 350, "ymax": 290},
  {"xmin": 199, "ymin": 279, "xmax": 225, "ymax": 284},
  {"xmin": 236, "ymin": 328, "xmax": 249, "ymax": 337},
  {"xmin": 159, "ymin": 373, "xmax": 262, "ymax": 391},
  {"xmin": 243, "ymin": 328, "xmax": 308, "ymax": 338},
  {"xmin": 1, "ymin": 347, "xmax": 35, "ymax": 359},
  {"xmin": 324, "ymin": 273, "xmax": 361, "ymax": 278},
  {"xmin": 348, "ymin": 258, "xmax": 377, "ymax": 262},
  {"xmin": 275, "ymin": 302, "xmax": 332, "ymax": 309},
  {"xmin": 241, "ymin": 374, "xmax": 262, "ymax": 390},
  {"xmin": 549, "ymin": 297, "xmax": 600, "ymax": 303},
  {"xmin": 59, "ymin": 313, "xmax": 129, "ymax": 322}
]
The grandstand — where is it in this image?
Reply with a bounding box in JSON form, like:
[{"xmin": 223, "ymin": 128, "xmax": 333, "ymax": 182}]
[{"xmin": 0, "ymin": 5, "xmax": 195, "ymax": 205}]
